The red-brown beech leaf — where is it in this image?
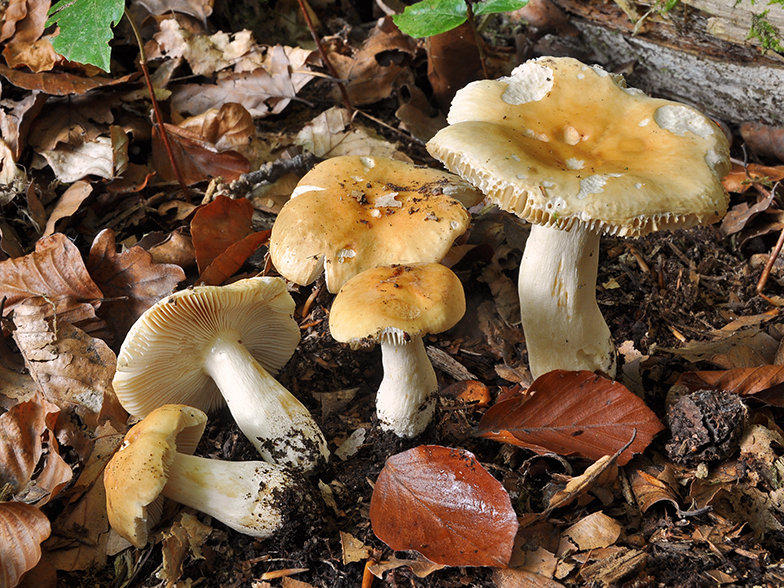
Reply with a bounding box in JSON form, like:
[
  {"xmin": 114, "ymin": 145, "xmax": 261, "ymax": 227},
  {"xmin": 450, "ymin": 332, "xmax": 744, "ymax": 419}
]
[
  {"xmin": 369, "ymin": 445, "xmax": 518, "ymax": 568},
  {"xmin": 191, "ymin": 195, "xmax": 262, "ymax": 274},
  {"xmin": 476, "ymin": 371, "xmax": 664, "ymax": 466},
  {"xmin": 198, "ymin": 230, "xmax": 270, "ymax": 286}
]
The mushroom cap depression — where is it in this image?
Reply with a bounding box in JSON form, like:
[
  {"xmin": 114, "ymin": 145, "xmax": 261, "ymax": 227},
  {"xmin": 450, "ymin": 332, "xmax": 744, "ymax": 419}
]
[
  {"xmin": 269, "ymin": 155, "xmax": 484, "ymax": 293},
  {"xmin": 427, "ymin": 56, "xmax": 731, "ymax": 237},
  {"xmin": 113, "ymin": 277, "xmax": 300, "ymax": 417},
  {"xmin": 329, "ymin": 263, "xmax": 466, "ymax": 347},
  {"xmin": 104, "ymin": 404, "xmax": 206, "ymax": 548}
]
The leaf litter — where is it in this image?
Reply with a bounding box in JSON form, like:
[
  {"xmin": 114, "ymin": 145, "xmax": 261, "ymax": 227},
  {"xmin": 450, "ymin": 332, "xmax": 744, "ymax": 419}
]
[{"xmin": 0, "ymin": 0, "xmax": 784, "ymax": 587}]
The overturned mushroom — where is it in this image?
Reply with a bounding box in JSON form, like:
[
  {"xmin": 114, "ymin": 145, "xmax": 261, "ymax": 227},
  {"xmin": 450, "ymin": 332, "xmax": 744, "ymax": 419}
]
[
  {"xmin": 427, "ymin": 56, "xmax": 730, "ymax": 379},
  {"xmin": 112, "ymin": 277, "xmax": 329, "ymax": 474},
  {"xmin": 104, "ymin": 404, "xmax": 316, "ymax": 548}
]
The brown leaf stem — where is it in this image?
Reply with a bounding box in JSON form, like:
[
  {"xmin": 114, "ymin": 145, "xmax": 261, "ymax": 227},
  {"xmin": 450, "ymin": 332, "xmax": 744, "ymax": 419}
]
[
  {"xmin": 123, "ymin": 8, "xmax": 191, "ymax": 203},
  {"xmin": 755, "ymin": 183, "xmax": 784, "ymax": 294}
]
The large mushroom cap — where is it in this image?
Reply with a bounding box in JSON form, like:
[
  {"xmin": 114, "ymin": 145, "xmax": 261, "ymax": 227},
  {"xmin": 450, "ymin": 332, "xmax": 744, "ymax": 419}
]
[
  {"xmin": 329, "ymin": 263, "xmax": 466, "ymax": 347},
  {"xmin": 427, "ymin": 56, "xmax": 731, "ymax": 237},
  {"xmin": 269, "ymin": 155, "xmax": 484, "ymax": 293},
  {"xmin": 113, "ymin": 277, "xmax": 300, "ymax": 417},
  {"xmin": 104, "ymin": 404, "xmax": 206, "ymax": 548}
]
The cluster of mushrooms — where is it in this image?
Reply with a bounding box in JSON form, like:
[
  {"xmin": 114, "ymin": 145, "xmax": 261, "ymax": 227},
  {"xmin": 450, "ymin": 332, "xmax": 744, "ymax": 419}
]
[{"xmin": 104, "ymin": 56, "xmax": 732, "ymax": 547}]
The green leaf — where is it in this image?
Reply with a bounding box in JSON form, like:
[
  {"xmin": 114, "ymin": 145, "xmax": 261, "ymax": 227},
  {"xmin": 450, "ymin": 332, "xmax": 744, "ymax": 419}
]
[
  {"xmin": 47, "ymin": 0, "xmax": 125, "ymax": 72},
  {"xmin": 472, "ymin": 0, "xmax": 529, "ymax": 16},
  {"xmin": 392, "ymin": 0, "xmax": 468, "ymax": 38}
]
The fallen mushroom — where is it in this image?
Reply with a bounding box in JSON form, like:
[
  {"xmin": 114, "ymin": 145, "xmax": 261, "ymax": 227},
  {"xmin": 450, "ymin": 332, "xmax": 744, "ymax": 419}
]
[
  {"xmin": 112, "ymin": 277, "xmax": 329, "ymax": 474},
  {"xmin": 104, "ymin": 404, "xmax": 317, "ymax": 548},
  {"xmin": 269, "ymin": 155, "xmax": 484, "ymax": 293},
  {"xmin": 329, "ymin": 263, "xmax": 466, "ymax": 437},
  {"xmin": 427, "ymin": 56, "xmax": 731, "ymax": 379}
]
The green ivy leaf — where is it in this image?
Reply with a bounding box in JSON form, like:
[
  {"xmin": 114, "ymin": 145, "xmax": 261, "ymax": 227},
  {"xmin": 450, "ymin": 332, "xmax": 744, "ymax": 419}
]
[
  {"xmin": 393, "ymin": 0, "xmax": 528, "ymax": 38},
  {"xmin": 473, "ymin": 0, "xmax": 529, "ymax": 16},
  {"xmin": 47, "ymin": 0, "xmax": 125, "ymax": 72}
]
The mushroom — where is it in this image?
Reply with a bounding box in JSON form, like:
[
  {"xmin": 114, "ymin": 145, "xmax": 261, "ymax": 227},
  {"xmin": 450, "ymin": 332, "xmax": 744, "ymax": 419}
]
[
  {"xmin": 426, "ymin": 56, "xmax": 731, "ymax": 379},
  {"xmin": 329, "ymin": 263, "xmax": 466, "ymax": 437},
  {"xmin": 104, "ymin": 404, "xmax": 316, "ymax": 548},
  {"xmin": 112, "ymin": 277, "xmax": 329, "ymax": 474},
  {"xmin": 269, "ymin": 155, "xmax": 484, "ymax": 293}
]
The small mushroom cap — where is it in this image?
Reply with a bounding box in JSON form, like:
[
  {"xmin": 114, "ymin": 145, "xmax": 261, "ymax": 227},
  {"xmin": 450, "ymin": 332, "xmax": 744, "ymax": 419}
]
[
  {"xmin": 427, "ymin": 56, "xmax": 731, "ymax": 237},
  {"xmin": 269, "ymin": 155, "xmax": 483, "ymax": 293},
  {"xmin": 113, "ymin": 277, "xmax": 300, "ymax": 417},
  {"xmin": 329, "ymin": 263, "xmax": 466, "ymax": 346},
  {"xmin": 104, "ymin": 404, "xmax": 206, "ymax": 548}
]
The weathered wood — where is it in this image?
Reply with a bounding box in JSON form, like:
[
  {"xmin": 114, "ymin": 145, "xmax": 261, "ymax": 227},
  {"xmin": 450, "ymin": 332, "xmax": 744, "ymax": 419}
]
[
  {"xmin": 543, "ymin": 0, "xmax": 784, "ymax": 126},
  {"xmin": 681, "ymin": 0, "xmax": 784, "ymax": 48}
]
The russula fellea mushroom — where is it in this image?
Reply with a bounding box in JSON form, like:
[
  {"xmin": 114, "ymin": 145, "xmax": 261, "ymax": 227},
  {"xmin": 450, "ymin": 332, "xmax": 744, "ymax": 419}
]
[
  {"xmin": 112, "ymin": 277, "xmax": 329, "ymax": 474},
  {"xmin": 104, "ymin": 404, "xmax": 315, "ymax": 548},
  {"xmin": 329, "ymin": 263, "xmax": 466, "ymax": 438},
  {"xmin": 269, "ymin": 155, "xmax": 484, "ymax": 293},
  {"xmin": 427, "ymin": 56, "xmax": 731, "ymax": 379}
]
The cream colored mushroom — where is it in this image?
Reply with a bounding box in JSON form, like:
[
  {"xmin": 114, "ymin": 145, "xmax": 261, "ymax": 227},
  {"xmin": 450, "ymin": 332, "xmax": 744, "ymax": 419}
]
[
  {"xmin": 112, "ymin": 277, "xmax": 329, "ymax": 474},
  {"xmin": 329, "ymin": 263, "xmax": 465, "ymax": 437},
  {"xmin": 427, "ymin": 56, "xmax": 731, "ymax": 379}
]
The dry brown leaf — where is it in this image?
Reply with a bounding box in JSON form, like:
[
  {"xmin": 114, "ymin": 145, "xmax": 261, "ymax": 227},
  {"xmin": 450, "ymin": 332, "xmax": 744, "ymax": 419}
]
[
  {"xmin": 722, "ymin": 162, "xmax": 784, "ymax": 194},
  {"xmin": 11, "ymin": 298, "xmax": 124, "ymax": 431},
  {"xmin": 0, "ymin": 64, "xmax": 138, "ymax": 95},
  {"xmin": 545, "ymin": 453, "xmax": 619, "ymax": 514},
  {"xmin": 676, "ymin": 366, "xmax": 784, "ymax": 406},
  {"xmin": 178, "ymin": 103, "xmax": 255, "ymax": 151},
  {"xmin": 426, "ymin": 22, "xmax": 483, "ymax": 113},
  {"xmin": 0, "ymin": 233, "xmax": 107, "ymax": 336},
  {"xmin": 170, "ymin": 45, "xmax": 316, "ymax": 118},
  {"xmin": 42, "ymin": 180, "xmax": 93, "ymax": 237},
  {"xmin": 340, "ymin": 531, "xmax": 371, "ymax": 565},
  {"xmin": 741, "ymin": 121, "xmax": 784, "ymax": 162},
  {"xmin": 719, "ymin": 184, "xmax": 777, "ymax": 237},
  {"xmin": 661, "ymin": 326, "xmax": 780, "ymax": 369},
  {"xmin": 0, "ymin": 394, "xmax": 71, "ymax": 504},
  {"xmin": 135, "ymin": 0, "xmax": 213, "ymax": 22},
  {"xmin": 493, "ymin": 568, "xmax": 566, "ymax": 588},
  {"xmin": 556, "ymin": 512, "xmax": 622, "ymax": 557},
  {"xmin": 0, "ymin": 0, "xmax": 48, "ymax": 43},
  {"xmin": 151, "ymin": 122, "xmax": 250, "ymax": 184},
  {"xmin": 626, "ymin": 466, "xmax": 679, "ymax": 514},
  {"xmin": 0, "ymin": 502, "xmax": 51, "ymax": 588},
  {"xmin": 86, "ymin": 228, "xmax": 185, "ymax": 344}
]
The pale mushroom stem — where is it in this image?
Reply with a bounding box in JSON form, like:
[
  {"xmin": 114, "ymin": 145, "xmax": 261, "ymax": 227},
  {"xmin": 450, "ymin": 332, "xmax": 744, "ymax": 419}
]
[
  {"xmin": 203, "ymin": 334, "xmax": 330, "ymax": 473},
  {"xmin": 163, "ymin": 452, "xmax": 290, "ymax": 538},
  {"xmin": 518, "ymin": 223, "xmax": 617, "ymax": 379},
  {"xmin": 376, "ymin": 335, "xmax": 437, "ymax": 438}
]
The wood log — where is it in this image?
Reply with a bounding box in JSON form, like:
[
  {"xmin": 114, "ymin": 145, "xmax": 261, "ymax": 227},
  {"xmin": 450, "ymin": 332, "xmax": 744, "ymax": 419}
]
[{"xmin": 538, "ymin": 0, "xmax": 784, "ymax": 126}]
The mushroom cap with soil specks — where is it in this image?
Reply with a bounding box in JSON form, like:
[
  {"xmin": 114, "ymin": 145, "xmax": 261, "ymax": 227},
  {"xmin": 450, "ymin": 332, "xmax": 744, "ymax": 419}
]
[
  {"xmin": 104, "ymin": 404, "xmax": 315, "ymax": 548},
  {"xmin": 269, "ymin": 155, "xmax": 484, "ymax": 293},
  {"xmin": 427, "ymin": 55, "xmax": 731, "ymax": 237}
]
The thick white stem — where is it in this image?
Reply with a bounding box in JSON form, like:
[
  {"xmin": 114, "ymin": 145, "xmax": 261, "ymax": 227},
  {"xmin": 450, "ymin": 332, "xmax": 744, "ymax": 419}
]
[
  {"xmin": 518, "ymin": 224, "xmax": 616, "ymax": 379},
  {"xmin": 163, "ymin": 453, "xmax": 294, "ymax": 538},
  {"xmin": 376, "ymin": 335, "xmax": 437, "ymax": 438},
  {"xmin": 204, "ymin": 335, "xmax": 329, "ymax": 473}
]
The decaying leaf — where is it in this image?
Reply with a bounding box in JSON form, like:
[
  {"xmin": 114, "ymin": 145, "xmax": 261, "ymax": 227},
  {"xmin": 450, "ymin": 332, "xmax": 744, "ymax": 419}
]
[
  {"xmin": 556, "ymin": 512, "xmax": 622, "ymax": 557},
  {"xmin": 370, "ymin": 445, "xmax": 518, "ymax": 568},
  {"xmin": 741, "ymin": 121, "xmax": 784, "ymax": 163},
  {"xmin": 0, "ymin": 502, "xmax": 51, "ymax": 588},
  {"xmin": 476, "ymin": 371, "xmax": 664, "ymax": 465},
  {"xmin": 676, "ymin": 366, "xmax": 784, "ymax": 406},
  {"xmin": 86, "ymin": 228, "xmax": 185, "ymax": 344}
]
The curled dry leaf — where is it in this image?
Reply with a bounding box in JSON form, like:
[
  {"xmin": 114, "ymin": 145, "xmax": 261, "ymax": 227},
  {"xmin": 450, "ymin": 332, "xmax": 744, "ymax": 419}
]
[
  {"xmin": 0, "ymin": 502, "xmax": 51, "ymax": 588},
  {"xmin": 369, "ymin": 445, "xmax": 518, "ymax": 568},
  {"xmin": 476, "ymin": 371, "xmax": 664, "ymax": 466},
  {"xmin": 741, "ymin": 121, "xmax": 784, "ymax": 163}
]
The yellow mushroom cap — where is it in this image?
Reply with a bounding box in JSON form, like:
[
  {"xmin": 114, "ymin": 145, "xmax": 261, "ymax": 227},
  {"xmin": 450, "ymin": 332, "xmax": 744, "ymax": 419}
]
[
  {"xmin": 269, "ymin": 155, "xmax": 484, "ymax": 293},
  {"xmin": 104, "ymin": 404, "xmax": 206, "ymax": 548},
  {"xmin": 329, "ymin": 263, "xmax": 466, "ymax": 347},
  {"xmin": 427, "ymin": 56, "xmax": 731, "ymax": 237}
]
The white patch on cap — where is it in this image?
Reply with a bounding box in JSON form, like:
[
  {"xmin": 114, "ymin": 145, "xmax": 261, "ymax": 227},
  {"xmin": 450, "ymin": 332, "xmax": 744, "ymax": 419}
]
[
  {"xmin": 359, "ymin": 156, "xmax": 376, "ymax": 169},
  {"xmin": 501, "ymin": 61, "xmax": 554, "ymax": 105},
  {"xmin": 566, "ymin": 158, "xmax": 585, "ymax": 170},
  {"xmin": 589, "ymin": 64, "xmax": 609, "ymax": 77},
  {"xmin": 375, "ymin": 192, "xmax": 402, "ymax": 207},
  {"xmin": 563, "ymin": 125, "xmax": 581, "ymax": 145},
  {"xmin": 511, "ymin": 154, "xmax": 521, "ymax": 162},
  {"xmin": 523, "ymin": 128, "xmax": 550, "ymax": 142},
  {"xmin": 639, "ymin": 118, "xmax": 650, "ymax": 127},
  {"xmin": 291, "ymin": 185, "xmax": 325, "ymax": 198},
  {"xmin": 370, "ymin": 209, "xmax": 382, "ymax": 218},
  {"xmin": 576, "ymin": 174, "xmax": 621, "ymax": 200},
  {"xmin": 576, "ymin": 73, "xmax": 585, "ymax": 79},
  {"xmin": 542, "ymin": 181, "xmax": 555, "ymax": 188},
  {"xmin": 450, "ymin": 220, "xmax": 460, "ymax": 230},
  {"xmin": 705, "ymin": 150, "xmax": 724, "ymax": 176},
  {"xmin": 623, "ymin": 87, "xmax": 644, "ymax": 96},
  {"xmin": 635, "ymin": 183, "xmax": 644, "ymax": 189},
  {"xmin": 337, "ymin": 248, "xmax": 355, "ymax": 262},
  {"xmin": 653, "ymin": 105, "xmax": 715, "ymax": 138},
  {"xmin": 350, "ymin": 175, "xmax": 364, "ymax": 183}
]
